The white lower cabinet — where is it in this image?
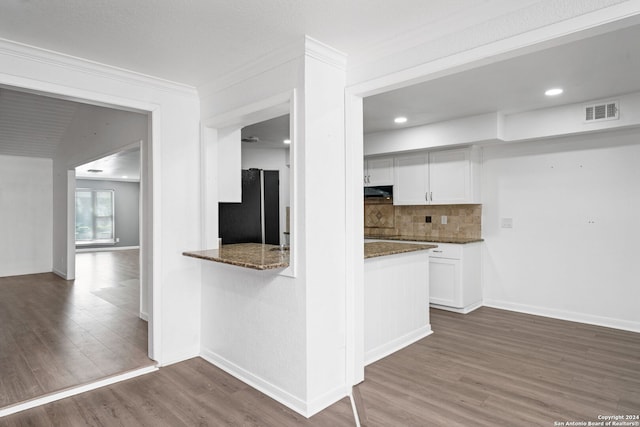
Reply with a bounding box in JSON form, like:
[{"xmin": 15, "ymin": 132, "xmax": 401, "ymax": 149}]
[
  {"xmin": 366, "ymin": 238, "xmax": 483, "ymax": 314},
  {"xmin": 428, "ymin": 242, "xmax": 482, "ymax": 313},
  {"xmin": 429, "ymin": 257, "xmax": 460, "ymax": 306}
]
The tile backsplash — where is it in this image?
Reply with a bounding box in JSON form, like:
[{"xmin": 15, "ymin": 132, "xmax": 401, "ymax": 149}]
[
  {"xmin": 364, "ymin": 204, "xmax": 482, "ymax": 239},
  {"xmin": 364, "ymin": 204, "xmax": 395, "ymax": 228}
]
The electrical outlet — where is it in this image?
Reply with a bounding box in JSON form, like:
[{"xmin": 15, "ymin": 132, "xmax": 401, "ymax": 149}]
[
  {"xmin": 441, "ymin": 215, "xmax": 447, "ymax": 225},
  {"xmin": 425, "ymin": 216, "xmax": 432, "ymax": 223}
]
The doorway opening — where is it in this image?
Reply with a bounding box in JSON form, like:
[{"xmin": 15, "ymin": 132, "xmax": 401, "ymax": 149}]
[{"xmin": 0, "ymin": 86, "xmax": 155, "ymax": 409}]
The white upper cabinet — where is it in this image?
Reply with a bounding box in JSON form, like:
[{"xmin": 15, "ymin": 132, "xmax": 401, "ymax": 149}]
[
  {"xmin": 393, "ymin": 147, "xmax": 480, "ymax": 205},
  {"xmin": 429, "ymin": 148, "xmax": 472, "ymax": 204},
  {"xmin": 364, "ymin": 156, "xmax": 394, "ymax": 186},
  {"xmin": 393, "ymin": 153, "xmax": 429, "ymax": 205}
]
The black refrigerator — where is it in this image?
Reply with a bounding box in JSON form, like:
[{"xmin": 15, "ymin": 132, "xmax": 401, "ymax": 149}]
[{"xmin": 219, "ymin": 169, "xmax": 280, "ymax": 245}]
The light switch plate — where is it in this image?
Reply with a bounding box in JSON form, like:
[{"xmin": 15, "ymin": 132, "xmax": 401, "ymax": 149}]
[
  {"xmin": 441, "ymin": 215, "xmax": 447, "ymax": 225},
  {"xmin": 501, "ymin": 218, "xmax": 513, "ymax": 228}
]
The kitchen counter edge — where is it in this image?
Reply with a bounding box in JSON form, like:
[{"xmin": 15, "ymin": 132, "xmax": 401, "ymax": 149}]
[
  {"xmin": 364, "ymin": 241, "xmax": 437, "ymax": 259},
  {"xmin": 183, "ymin": 243, "xmax": 289, "ymax": 271},
  {"xmin": 365, "ymin": 235, "xmax": 483, "ymax": 244}
]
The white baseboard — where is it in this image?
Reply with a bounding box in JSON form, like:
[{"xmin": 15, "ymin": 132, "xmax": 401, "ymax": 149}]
[
  {"xmin": 157, "ymin": 350, "xmax": 200, "ymax": 368},
  {"xmin": 306, "ymin": 385, "xmax": 348, "ymax": 418},
  {"xmin": 76, "ymin": 246, "xmax": 140, "ymax": 253},
  {"xmin": 483, "ymin": 299, "xmax": 640, "ymax": 333},
  {"xmin": 139, "ymin": 311, "xmax": 149, "ymax": 321},
  {"xmin": 52, "ymin": 268, "xmax": 68, "ymax": 280},
  {"xmin": 0, "ymin": 365, "xmax": 158, "ymax": 418},
  {"xmin": 200, "ymin": 348, "xmax": 345, "ymax": 418},
  {"xmin": 0, "ymin": 268, "xmax": 52, "ymax": 279},
  {"xmin": 365, "ymin": 325, "xmax": 433, "ymax": 366},
  {"xmin": 430, "ymin": 301, "xmax": 482, "ymax": 314}
]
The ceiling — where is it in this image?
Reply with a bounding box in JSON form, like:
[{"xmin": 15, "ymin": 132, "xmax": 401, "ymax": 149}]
[
  {"xmin": 0, "ymin": 87, "xmax": 142, "ymax": 180},
  {"xmin": 241, "ymin": 115, "xmax": 290, "ymax": 150},
  {"xmin": 0, "ymin": 3, "xmax": 639, "ymax": 167},
  {"xmin": 0, "ymin": 88, "xmax": 78, "ymax": 157},
  {"xmin": 75, "ymin": 147, "xmax": 141, "ymax": 182},
  {"xmin": 363, "ymin": 22, "xmax": 640, "ymax": 134},
  {"xmin": 0, "ymin": 0, "xmax": 538, "ymax": 87},
  {"xmin": 206, "ymin": 22, "xmax": 640, "ymax": 140}
]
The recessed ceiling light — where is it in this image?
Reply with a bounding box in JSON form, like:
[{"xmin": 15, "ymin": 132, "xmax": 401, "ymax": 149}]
[
  {"xmin": 545, "ymin": 88, "xmax": 563, "ymax": 96},
  {"xmin": 122, "ymin": 175, "xmax": 128, "ymax": 179},
  {"xmin": 394, "ymin": 116, "xmax": 408, "ymax": 124},
  {"xmin": 284, "ymin": 139, "xmax": 291, "ymax": 144}
]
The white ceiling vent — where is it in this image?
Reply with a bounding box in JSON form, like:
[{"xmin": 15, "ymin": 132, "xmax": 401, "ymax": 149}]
[{"xmin": 584, "ymin": 101, "xmax": 619, "ymax": 123}]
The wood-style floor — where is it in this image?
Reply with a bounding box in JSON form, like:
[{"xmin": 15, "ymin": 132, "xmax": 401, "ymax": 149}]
[
  {"xmin": 3, "ymin": 307, "xmax": 640, "ymax": 426},
  {"xmin": 0, "ymin": 250, "xmax": 152, "ymax": 409},
  {"xmin": 357, "ymin": 307, "xmax": 640, "ymax": 426}
]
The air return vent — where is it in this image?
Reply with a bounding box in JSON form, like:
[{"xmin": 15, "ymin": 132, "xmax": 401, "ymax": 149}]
[{"xmin": 584, "ymin": 101, "xmax": 619, "ymax": 122}]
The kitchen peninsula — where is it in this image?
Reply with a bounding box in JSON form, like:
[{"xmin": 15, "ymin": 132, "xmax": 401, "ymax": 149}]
[
  {"xmin": 185, "ymin": 241, "xmax": 437, "ymax": 365},
  {"xmin": 184, "ymin": 241, "xmax": 436, "ymax": 269},
  {"xmin": 363, "ymin": 241, "xmax": 436, "ymax": 365},
  {"xmin": 183, "ymin": 243, "xmax": 289, "ymax": 270}
]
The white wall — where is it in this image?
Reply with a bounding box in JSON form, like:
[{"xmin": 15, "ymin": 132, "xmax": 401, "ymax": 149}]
[
  {"xmin": 0, "ymin": 155, "xmax": 52, "ymax": 277},
  {"xmin": 198, "ymin": 38, "xmax": 348, "ymax": 417},
  {"xmin": 364, "ymin": 113, "xmax": 500, "ymax": 156},
  {"xmin": 241, "ymin": 146, "xmax": 290, "ymax": 244},
  {"xmin": 365, "ymin": 91, "xmax": 640, "ymax": 156},
  {"xmin": 0, "ymin": 38, "xmax": 202, "ymax": 365},
  {"xmin": 504, "ymin": 91, "xmax": 640, "ymax": 141},
  {"xmin": 481, "ymin": 127, "xmax": 640, "ymax": 332},
  {"xmin": 199, "ymin": 54, "xmax": 309, "ymax": 410},
  {"xmin": 303, "ymin": 47, "xmax": 347, "ymax": 409}
]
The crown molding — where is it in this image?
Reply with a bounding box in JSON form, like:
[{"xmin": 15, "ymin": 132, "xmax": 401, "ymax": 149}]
[
  {"xmin": 0, "ymin": 38, "xmax": 197, "ymax": 96},
  {"xmin": 347, "ymin": 0, "xmax": 640, "ymax": 94},
  {"xmin": 198, "ymin": 35, "xmax": 347, "ymax": 97},
  {"xmin": 304, "ymin": 36, "xmax": 347, "ymax": 70},
  {"xmin": 198, "ymin": 38, "xmax": 304, "ymax": 97}
]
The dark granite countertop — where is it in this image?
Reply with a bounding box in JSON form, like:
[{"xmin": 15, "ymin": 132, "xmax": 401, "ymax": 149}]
[
  {"xmin": 184, "ymin": 241, "xmax": 440, "ymax": 270},
  {"xmin": 183, "ymin": 243, "xmax": 289, "ymax": 270},
  {"xmin": 364, "ymin": 241, "xmax": 437, "ymax": 259},
  {"xmin": 365, "ymin": 235, "xmax": 483, "ymax": 244}
]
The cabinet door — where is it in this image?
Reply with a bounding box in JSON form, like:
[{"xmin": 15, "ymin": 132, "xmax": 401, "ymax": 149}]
[
  {"xmin": 429, "ymin": 149, "xmax": 471, "ymax": 204},
  {"xmin": 363, "ymin": 159, "xmax": 368, "ymax": 185},
  {"xmin": 393, "ymin": 154, "xmax": 429, "ymax": 205},
  {"xmin": 366, "ymin": 157, "xmax": 394, "ymax": 186},
  {"xmin": 429, "ymin": 257, "xmax": 461, "ymax": 307}
]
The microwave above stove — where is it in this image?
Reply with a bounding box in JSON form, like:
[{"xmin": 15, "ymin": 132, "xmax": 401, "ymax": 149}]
[{"xmin": 364, "ymin": 185, "xmax": 393, "ymax": 204}]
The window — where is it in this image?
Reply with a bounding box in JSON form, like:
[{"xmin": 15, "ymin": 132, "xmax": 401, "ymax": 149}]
[{"xmin": 75, "ymin": 189, "xmax": 115, "ymax": 244}]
